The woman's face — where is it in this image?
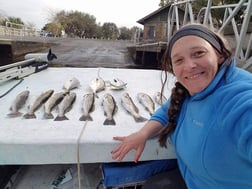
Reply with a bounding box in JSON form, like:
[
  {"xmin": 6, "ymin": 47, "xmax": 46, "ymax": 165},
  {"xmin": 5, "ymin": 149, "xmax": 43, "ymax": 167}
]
[{"xmin": 171, "ymin": 36, "xmax": 223, "ymax": 96}]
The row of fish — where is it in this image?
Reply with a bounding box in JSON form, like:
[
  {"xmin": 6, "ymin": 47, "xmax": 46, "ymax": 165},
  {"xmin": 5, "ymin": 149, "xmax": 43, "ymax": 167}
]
[
  {"xmin": 7, "ymin": 89, "xmax": 167, "ymax": 125},
  {"xmin": 63, "ymin": 75, "xmax": 127, "ymax": 97},
  {"xmin": 8, "ymin": 89, "xmax": 76, "ymax": 121}
]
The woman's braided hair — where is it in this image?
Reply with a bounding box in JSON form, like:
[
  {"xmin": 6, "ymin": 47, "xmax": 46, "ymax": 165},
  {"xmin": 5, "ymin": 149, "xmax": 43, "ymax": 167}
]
[{"xmin": 158, "ymin": 24, "xmax": 232, "ymax": 148}]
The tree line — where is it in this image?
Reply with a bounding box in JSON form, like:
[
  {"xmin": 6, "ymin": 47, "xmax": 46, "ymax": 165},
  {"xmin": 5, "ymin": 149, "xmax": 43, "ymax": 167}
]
[
  {"xmin": 1, "ymin": 0, "xmax": 247, "ymax": 40},
  {"xmin": 0, "ymin": 10, "xmax": 141, "ymax": 40}
]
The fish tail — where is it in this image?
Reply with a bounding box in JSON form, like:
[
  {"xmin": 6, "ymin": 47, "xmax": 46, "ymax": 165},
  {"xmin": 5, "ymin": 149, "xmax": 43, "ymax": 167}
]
[
  {"xmin": 23, "ymin": 113, "xmax": 36, "ymax": 119},
  {"xmin": 103, "ymin": 118, "xmax": 116, "ymax": 125},
  {"xmin": 133, "ymin": 116, "xmax": 148, "ymax": 123},
  {"xmin": 44, "ymin": 113, "xmax": 54, "ymax": 119},
  {"xmin": 7, "ymin": 111, "xmax": 23, "ymax": 118},
  {"xmin": 54, "ymin": 115, "xmax": 69, "ymax": 121},
  {"xmin": 79, "ymin": 114, "xmax": 93, "ymax": 121}
]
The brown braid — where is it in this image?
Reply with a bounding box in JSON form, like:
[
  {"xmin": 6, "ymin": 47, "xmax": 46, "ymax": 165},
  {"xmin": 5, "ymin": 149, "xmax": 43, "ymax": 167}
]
[{"xmin": 158, "ymin": 82, "xmax": 187, "ymax": 148}]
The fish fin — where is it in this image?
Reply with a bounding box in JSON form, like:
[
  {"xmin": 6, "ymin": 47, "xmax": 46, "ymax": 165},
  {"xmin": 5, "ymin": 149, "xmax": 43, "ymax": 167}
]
[
  {"xmin": 54, "ymin": 115, "xmax": 69, "ymax": 121},
  {"xmin": 95, "ymin": 93, "xmax": 99, "ymax": 98},
  {"xmin": 23, "ymin": 113, "xmax": 36, "ymax": 119},
  {"xmin": 103, "ymin": 118, "xmax": 116, "ymax": 125},
  {"xmin": 44, "ymin": 113, "xmax": 54, "ymax": 119},
  {"xmin": 133, "ymin": 116, "xmax": 148, "ymax": 123},
  {"xmin": 79, "ymin": 114, "xmax": 93, "ymax": 121},
  {"xmin": 90, "ymin": 104, "xmax": 95, "ymax": 113},
  {"xmin": 7, "ymin": 111, "xmax": 23, "ymax": 118}
]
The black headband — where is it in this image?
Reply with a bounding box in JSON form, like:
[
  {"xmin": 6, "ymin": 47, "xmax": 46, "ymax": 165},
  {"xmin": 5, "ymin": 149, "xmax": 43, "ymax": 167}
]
[{"xmin": 167, "ymin": 24, "xmax": 222, "ymax": 60}]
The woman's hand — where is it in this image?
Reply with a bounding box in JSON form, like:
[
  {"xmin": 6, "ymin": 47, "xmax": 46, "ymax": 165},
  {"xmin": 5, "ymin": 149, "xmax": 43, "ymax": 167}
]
[{"xmin": 111, "ymin": 131, "xmax": 148, "ymax": 163}]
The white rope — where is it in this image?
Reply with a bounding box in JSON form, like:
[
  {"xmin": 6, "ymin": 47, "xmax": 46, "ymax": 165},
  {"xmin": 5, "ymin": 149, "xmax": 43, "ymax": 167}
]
[{"xmin": 77, "ymin": 120, "xmax": 88, "ymax": 189}]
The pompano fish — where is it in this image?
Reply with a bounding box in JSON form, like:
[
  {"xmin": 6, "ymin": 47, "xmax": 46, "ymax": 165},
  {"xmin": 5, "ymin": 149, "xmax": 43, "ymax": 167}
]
[
  {"xmin": 63, "ymin": 77, "xmax": 80, "ymax": 91},
  {"xmin": 23, "ymin": 89, "xmax": 54, "ymax": 119},
  {"xmin": 7, "ymin": 90, "xmax": 30, "ymax": 118},
  {"xmin": 121, "ymin": 92, "xmax": 147, "ymax": 123},
  {"xmin": 102, "ymin": 93, "xmax": 117, "ymax": 125},
  {"xmin": 154, "ymin": 92, "xmax": 167, "ymax": 105},
  {"xmin": 137, "ymin": 92, "xmax": 155, "ymax": 115},
  {"xmin": 54, "ymin": 92, "xmax": 76, "ymax": 121},
  {"xmin": 79, "ymin": 93, "xmax": 95, "ymax": 121},
  {"xmin": 89, "ymin": 76, "xmax": 105, "ymax": 97},
  {"xmin": 109, "ymin": 78, "xmax": 127, "ymax": 90},
  {"xmin": 43, "ymin": 91, "xmax": 67, "ymax": 119}
]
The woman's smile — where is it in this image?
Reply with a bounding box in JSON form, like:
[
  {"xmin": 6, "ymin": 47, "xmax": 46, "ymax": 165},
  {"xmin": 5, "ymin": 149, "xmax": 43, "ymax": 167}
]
[{"xmin": 185, "ymin": 71, "xmax": 205, "ymax": 80}]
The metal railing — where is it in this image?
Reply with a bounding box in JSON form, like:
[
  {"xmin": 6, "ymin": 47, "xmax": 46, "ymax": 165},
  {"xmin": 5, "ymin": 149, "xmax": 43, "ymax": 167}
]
[
  {"xmin": 167, "ymin": 0, "xmax": 252, "ymax": 68},
  {"xmin": 0, "ymin": 23, "xmax": 40, "ymax": 38}
]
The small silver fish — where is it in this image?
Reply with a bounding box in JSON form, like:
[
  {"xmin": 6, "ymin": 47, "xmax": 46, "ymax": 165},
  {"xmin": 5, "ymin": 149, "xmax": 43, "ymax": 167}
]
[
  {"xmin": 109, "ymin": 78, "xmax": 127, "ymax": 90},
  {"xmin": 44, "ymin": 91, "xmax": 67, "ymax": 119},
  {"xmin": 137, "ymin": 92, "xmax": 155, "ymax": 115},
  {"xmin": 154, "ymin": 92, "xmax": 167, "ymax": 105},
  {"xmin": 102, "ymin": 93, "xmax": 117, "ymax": 125},
  {"xmin": 54, "ymin": 92, "xmax": 76, "ymax": 121},
  {"xmin": 79, "ymin": 93, "xmax": 95, "ymax": 121},
  {"xmin": 7, "ymin": 90, "xmax": 30, "ymax": 118},
  {"xmin": 121, "ymin": 92, "xmax": 147, "ymax": 123},
  {"xmin": 63, "ymin": 77, "xmax": 80, "ymax": 91},
  {"xmin": 23, "ymin": 89, "xmax": 54, "ymax": 119},
  {"xmin": 89, "ymin": 76, "xmax": 105, "ymax": 97}
]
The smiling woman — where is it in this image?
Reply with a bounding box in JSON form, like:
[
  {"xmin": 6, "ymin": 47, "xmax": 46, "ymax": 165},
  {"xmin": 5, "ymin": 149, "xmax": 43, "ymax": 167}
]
[{"xmin": 111, "ymin": 23, "xmax": 252, "ymax": 189}]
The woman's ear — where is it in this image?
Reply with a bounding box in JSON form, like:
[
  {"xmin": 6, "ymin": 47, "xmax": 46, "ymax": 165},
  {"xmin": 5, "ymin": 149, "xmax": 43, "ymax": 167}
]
[
  {"xmin": 216, "ymin": 51, "xmax": 225, "ymax": 64},
  {"xmin": 218, "ymin": 56, "xmax": 225, "ymax": 64}
]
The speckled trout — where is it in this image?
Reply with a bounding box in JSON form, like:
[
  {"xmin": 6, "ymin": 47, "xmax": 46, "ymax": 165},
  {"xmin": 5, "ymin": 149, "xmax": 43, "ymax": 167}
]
[
  {"xmin": 121, "ymin": 92, "xmax": 147, "ymax": 123},
  {"xmin": 44, "ymin": 91, "xmax": 67, "ymax": 119},
  {"xmin": 137, "ymin": 92, "xmax": 155, "ymax": 115},
  {"xmin": 7, "ymin": 90, "xmax": 30, "ymax": 118},
  {"xmin": 23, "ymin": 89, "xmax": 54, "ymax": 119},
  {"xmin": 102, "ymin": 93, "xmax": 117, "ymax": 125},
  {"xmin": 54, "ymin": 92, "xmax": 76, "ymax": 121},
  {"xmin": 79, "ymin": 93, "xmax": 95, "ymax": 121}
]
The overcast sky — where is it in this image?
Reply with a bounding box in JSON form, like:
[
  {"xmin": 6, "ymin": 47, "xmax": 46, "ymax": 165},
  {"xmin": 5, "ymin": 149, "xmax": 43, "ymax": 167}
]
[{"xmin": 0, "ymin": 0, "xmax": 160, "ymax": 29}]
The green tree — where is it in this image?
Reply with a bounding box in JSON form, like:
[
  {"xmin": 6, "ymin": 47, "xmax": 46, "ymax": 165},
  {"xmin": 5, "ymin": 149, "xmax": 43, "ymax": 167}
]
[
  {"xmin": 43, "ymin": 22, "xmax": 62, "ymax": 37},
  {"xmin": 5, "ymin": 16, "xmax": 24, "ymax": 29},
  {"xmin": 102, "ymin": 22, "xmax": 118, "ymax": 40},
  {"xmin": 52, "ymin": 10, "xmax": 97, "ymax": 38},
  {"xmin": 118, "ymin": 27, "xmax": 132, "ymax": 40},
  {"xmin": 159, "ymin": 0, "xmax": 172, "ymax": 7}
]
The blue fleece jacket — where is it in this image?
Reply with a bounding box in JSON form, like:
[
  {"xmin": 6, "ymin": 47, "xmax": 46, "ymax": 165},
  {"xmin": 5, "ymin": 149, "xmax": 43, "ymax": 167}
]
[{"xmin": 150, "ymin": 59, "xmax": 252, "ymax": 189}]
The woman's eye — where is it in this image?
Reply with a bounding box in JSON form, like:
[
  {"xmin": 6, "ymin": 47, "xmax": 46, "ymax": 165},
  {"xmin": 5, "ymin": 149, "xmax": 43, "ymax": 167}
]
[
  {"xmin": 172, "ymin": 58, "xmax": 183, "ymax": 65},
  {"xmin": 193, "ymin": 50, "xmax": 206, "ymax": 57}
]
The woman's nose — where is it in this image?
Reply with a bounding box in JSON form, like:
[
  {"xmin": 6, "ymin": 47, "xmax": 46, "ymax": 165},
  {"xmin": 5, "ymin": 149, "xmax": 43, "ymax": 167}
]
[{"xmin": 185, "ymin": 58, "xmax": 197, "ymax": 69}]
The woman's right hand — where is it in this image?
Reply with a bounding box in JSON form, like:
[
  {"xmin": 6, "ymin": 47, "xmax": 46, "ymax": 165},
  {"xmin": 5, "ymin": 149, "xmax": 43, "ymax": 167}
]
[
  {"xmin": 111, "ymin": 131, "xmax": 148, "ymax": 163},
  {"xmin": 111, "ymin": 120, "xmax": 163, "ymax": 163}
]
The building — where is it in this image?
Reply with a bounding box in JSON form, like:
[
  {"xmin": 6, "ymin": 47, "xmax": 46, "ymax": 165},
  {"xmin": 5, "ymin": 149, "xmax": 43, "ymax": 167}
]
[{"xmin": 129, "ymin": 4, "xmax": 185, "ymax": 69}]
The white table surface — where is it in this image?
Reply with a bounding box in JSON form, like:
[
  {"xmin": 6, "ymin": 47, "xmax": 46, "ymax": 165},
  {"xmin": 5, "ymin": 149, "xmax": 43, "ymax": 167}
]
[{"xmin": 0, "ymin": 67, "xmax": 177, "ymax": 165}]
